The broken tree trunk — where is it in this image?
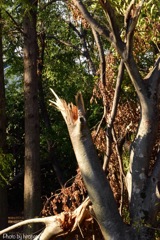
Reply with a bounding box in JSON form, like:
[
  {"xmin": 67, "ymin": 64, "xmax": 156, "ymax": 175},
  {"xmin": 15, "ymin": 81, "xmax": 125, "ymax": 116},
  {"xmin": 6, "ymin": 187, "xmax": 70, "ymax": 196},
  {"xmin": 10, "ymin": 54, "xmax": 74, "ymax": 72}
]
[
  {"xmin": 49, "ymin": 90, "xmax": 136, "ymax": 240},
  {"xmin": 0, "ymin": 197, "xmax": 91, "ymax": 240},
  {"xmin": 0, "ymin": 91, "xmax": 138, "ymax": 240}
]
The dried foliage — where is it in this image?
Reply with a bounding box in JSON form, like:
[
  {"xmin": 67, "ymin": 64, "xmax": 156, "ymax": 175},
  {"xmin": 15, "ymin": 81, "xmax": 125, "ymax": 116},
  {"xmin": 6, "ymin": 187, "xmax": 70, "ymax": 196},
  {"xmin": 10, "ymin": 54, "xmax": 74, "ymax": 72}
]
[
  {"xmin": 90, "ymin": 52, "xmax": 141, "ymax": 209},
  {"xmin": 41, "ymin": 169, "xmax": 104, "ymax": 239},
  {"xmin": 41, "ymin": 169, "xmax": 87, "ymax": 216},
  {"xmin": 67, "ymin": 1, "xmax": 90, "ymax": 29}
]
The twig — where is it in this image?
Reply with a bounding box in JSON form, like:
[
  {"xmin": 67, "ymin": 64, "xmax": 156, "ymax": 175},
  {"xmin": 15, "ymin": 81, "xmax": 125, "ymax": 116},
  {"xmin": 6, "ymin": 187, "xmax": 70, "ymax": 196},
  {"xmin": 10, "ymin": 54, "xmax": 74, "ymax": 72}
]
[
  {"xmin": 112, "ymin": 127, "xmax": 125, "ymax": 215},
  {"xmin": 93, "ymin": 108, "xmax": 106, "ymax": 142},
  {"xmin": 69, "ymin": 22, "xmax": 96, "ymax": 75},
  {"xmin": 92, "ymin": 28, "xmax": 106, "ymax": 87},
  {"xmin": 91, "ymin": 28, "xmax": 107, "ymax": 151},
  {"xmin": 103, "ymin": 60, "xmax": 124, "ymax": 171},
  {"xmin": 4, "ymin": 10, "xmax": 24, "ymax": 35}
]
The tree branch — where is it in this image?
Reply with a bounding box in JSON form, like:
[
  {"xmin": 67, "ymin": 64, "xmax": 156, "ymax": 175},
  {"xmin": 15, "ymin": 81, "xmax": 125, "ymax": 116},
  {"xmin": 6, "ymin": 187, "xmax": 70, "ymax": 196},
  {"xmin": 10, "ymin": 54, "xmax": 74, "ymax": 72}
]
[
  {"xmin": 124, "ymin": 0, "xmax": 145, "ymax": 60},
  {"xmin": 92, "ymin": 28, "xmax": 106, "ymax": 86},
  {"xmin": 72, "ymin": 0, "xmax": 126, "ymax": 55},
  {"xmin": 50, "ymin": 90, "xmax": 134, "ymax": 239},
  {"xmin": 0, "ymin": 198, "xmax": 91, "ymax": 240},
  {"xmin": 47, "ymin": 34, "xmax": 79, "ymax": 50},
  {"xmin": 72, "ymin": 0, "xmax": 110, "ymax": 40},
  {"xmin": 103, "ymin": 60, "xmax": 125, "ymax": 171},
  {"xmin": 99, "ymin": 0, "xmax": 123, "ymax": 49},
  {"xmin": 112, "ymin": 127, "xmax": 125, "ymax": 215},
  {"xmin": 4, "ymin": 10, "xmax": 24, "ymax": 35},
  {"xmin": 76, "ymin": 25, "xmax": 96, "ymax": 75},
  {"xmin": 48, "ymin": 22, "xmax": 96, "ymax": 75},
  {"xmin": 124, "ymin": 55, "xmax": 145, "ymax": 102}
]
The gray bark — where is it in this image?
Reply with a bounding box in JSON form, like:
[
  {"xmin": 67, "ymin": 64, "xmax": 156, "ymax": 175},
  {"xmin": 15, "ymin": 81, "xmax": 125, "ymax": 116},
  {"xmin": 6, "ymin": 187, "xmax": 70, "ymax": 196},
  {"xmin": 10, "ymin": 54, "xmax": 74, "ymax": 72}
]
[
  {"xmin": 50, "ymin": 90, "xmax": 136, "ymax": 240},
  {"xmin": 125, "ymin": 58, "xmax": 160, "ymax": 240}
]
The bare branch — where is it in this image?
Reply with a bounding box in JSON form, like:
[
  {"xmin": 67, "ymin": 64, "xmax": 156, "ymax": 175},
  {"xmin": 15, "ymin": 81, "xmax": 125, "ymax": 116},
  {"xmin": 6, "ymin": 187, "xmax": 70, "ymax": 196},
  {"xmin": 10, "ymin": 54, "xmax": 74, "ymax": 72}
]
[
  {"xmin": 72, "ymin": 0, "xmax": 110, "ymax": 40},
  {"xmin": 124, "ymin": 0, "xmax": 145, "ymax": 59},
  {"xmin": 103, "ymin": 60, "xmax": 125, "ymax": 171},
  {"xmin": 0, "ymin": 198, "xmax": 91, "ymax": 240},
  {"xmin": 47, "ymin": 34, "xmax": 79, "ymax": 50},
  {"xmin": 112, "ymin": 127, "xmax": 125, "ymax": 215},
  {"xmin": 48, "ymin": 22, "xmax": 96, "ymax": 75},
  {"xmin": 78, "ymin": 26, "xmax": 97, "ymax": 75},
  {"xmin": 72, "ymin": 0, "xmax": 126, "ymax": 55},
  {"xmin": 122, "ymin": 1, "xmax": 147, "ymax": 102},
  {"xmin": 124, "ymin": 55, "xmax": 144, "ymax": 101},
  {"xmin": 4, "ymin": 10, "xmax": 24, "ymax": 35},
  {"xmin": 92, "ymin": 28, "xmax": 106, "ymax": 86},
  {"xmin": 99, "ymin": 0, "xmax": 123, "ymax": 49},
  {"xmin": 91, "ymin": 28, "xmax": 107, "ymax": 147}
]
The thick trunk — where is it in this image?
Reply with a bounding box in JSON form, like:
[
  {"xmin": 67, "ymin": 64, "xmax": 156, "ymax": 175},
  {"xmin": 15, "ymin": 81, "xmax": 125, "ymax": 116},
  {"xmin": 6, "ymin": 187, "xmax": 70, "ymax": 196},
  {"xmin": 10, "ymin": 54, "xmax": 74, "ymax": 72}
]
[
  {"xmin": 124, "ymin": 57, "xmax": 160, "ymax": 237},
  {"xmin": 23, "ymin": 0, "xmax": 41, "ymax": 235},
  {"xmin": 127, "ymin": 102, "xmax": 159, "ymax": 218},
  {"xmin": 50, "ymin": 90, "xmax": 136, "ymax": 240}
]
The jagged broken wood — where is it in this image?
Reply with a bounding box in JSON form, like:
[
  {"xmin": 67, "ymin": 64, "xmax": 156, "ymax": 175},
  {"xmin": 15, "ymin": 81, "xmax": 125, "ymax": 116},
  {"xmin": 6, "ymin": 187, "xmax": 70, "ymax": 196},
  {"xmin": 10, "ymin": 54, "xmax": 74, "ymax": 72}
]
[
  {"xmin": 49, "ymin": 90, "xmax": 132, "ymax": 240},
  {"xmin": 0, "ymin": 197, "xmax": 91, "ymax": 240}
]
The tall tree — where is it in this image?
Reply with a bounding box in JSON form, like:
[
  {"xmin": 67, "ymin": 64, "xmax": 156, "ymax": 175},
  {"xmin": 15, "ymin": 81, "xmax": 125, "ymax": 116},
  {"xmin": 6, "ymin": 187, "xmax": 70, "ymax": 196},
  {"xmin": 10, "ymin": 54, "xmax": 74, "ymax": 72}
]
[
  {"xmin": 0, "ymin": 11, "xmax": 8, "ymax": 237},
  {"xmin": 23, "ymin": 0, "xmax": 41, "ymax": 233}
]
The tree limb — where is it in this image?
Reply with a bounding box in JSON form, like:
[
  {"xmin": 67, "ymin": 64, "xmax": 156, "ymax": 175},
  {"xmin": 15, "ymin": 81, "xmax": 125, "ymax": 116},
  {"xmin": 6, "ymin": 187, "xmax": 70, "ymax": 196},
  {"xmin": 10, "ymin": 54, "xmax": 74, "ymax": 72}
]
[
  {"xmin": 48, "ymin": 22, "xmax": 96, "ymax": 75},
  {"xmin": 103, "ymin": 60, "xmax": 125, "ymax": 171},
  {"xmin": 50, "ymin": 90, "xmax": 135, "ymax": 240},
  {"xmin": 72, "ymin": 0, "xmax": 126, "ymax": 55},
  {"xmin": 124, "ymin": 0, "xmax": 144, "ymax": 59},
  {"xmin": 92, "ymin": 28, "xmax": 106, "ymax": 86},
  {"xmin": 112, "ymin": 127, "xmax": 125, "ymax": 215},
  {"xmin": 124, "ymin": 55, "xmax": 145, "ymax": 102},
  {"xmin": 4, "ymin": 10, "xmax": 24, "ymax": 35},
  {"xmin": 0, "ymin": 198, "xmax": 91, "ymax": 240},
  {"xmin": 99, "ymin": 0, "xmax": 123, "ymax": 49},
  {"xmin": 76, "ymin": 25, "xmax": 96, "ymax": 75},
  {"xmin": 72, "ymin": 0, "xmax": 110, "ymax": 41}
]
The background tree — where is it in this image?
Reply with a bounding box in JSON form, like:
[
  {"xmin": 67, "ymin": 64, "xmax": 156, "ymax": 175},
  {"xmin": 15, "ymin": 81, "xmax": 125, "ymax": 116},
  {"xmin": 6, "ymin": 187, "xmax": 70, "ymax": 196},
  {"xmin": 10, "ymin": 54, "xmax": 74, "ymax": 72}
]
[
  {"xmin": 23, "ymin": 0, "xmax": 41, "ymax": 233},
  {"xmin": 0, "ymin": 10, "xmax": 8, "ymax": 236}
]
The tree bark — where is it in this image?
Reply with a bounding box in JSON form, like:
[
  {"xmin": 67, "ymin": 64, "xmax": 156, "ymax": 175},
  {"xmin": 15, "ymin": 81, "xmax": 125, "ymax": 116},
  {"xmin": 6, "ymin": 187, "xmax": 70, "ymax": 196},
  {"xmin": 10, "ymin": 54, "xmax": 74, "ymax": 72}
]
[
  {"xmin": 50, "ymin": 90, "xmax": 136, "ymax": 240},
  {"xmin": 0, "ymin": 10, "xmax": 8, "ymax": 238},
  {"xmin": 23, "ymin": 0, "xmax": 41, "ymax": 235},
  {"xmin": 125, "ymin": 57, "xmax": 160, "ymax": 238}
]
